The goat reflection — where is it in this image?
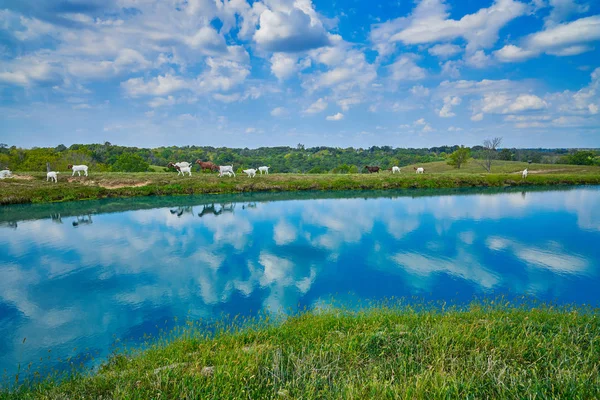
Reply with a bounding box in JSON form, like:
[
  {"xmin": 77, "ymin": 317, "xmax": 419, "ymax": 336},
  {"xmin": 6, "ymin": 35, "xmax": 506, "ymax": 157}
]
[
  {"xmin": 197, "ymin": 203, "xmax": 236, "ymax": 218},
  {"xmin": 169, "ymin": 206, "xmax": 194, "ymax": 217},
  {"xmin": 72, "ymin": 215, "xmax": 93, "ymax": 227},
  {"xmin": 0, "ymin": 221, "xmax": 18, "ymax": 229}
]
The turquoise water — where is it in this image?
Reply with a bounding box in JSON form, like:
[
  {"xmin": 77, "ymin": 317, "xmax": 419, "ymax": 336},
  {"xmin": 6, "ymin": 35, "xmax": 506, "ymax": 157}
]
[{"xmin": 1, "ymin": 187, "xmax": 599, "ymax": 379}]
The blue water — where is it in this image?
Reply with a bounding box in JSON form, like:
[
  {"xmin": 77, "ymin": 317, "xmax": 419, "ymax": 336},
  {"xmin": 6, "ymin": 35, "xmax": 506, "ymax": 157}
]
[{"xmin": 0, "ymin": 187, "xmax": 599, "ymax": 380}]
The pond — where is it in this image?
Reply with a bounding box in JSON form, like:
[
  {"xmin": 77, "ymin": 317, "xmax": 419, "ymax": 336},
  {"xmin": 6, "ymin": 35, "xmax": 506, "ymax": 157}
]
[{"xmin": 1, "ymin": 187, "xmax": 599, "ymax": 380}]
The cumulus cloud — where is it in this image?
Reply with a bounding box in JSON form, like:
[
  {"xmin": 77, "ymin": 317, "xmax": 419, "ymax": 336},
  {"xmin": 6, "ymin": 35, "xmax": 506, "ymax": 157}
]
[
  {"xmin": 271, "ymin": 107, "xmax": 288, "ymax": 117},
  {"xmin": 506, "ymin": 94, "xmax": 547, "ymax": 112},
  {"xmin": 544, "ymin": 0, "xmax": 590, "ymax": 27},
  {"xmin": 254, "ymin": 6, "xmax": 330, "ymax": 52},
  {"xmin": 471, "ymin": 113, "xmax": 484, "ymax": 121},
  {"xmin": 122, "ymin": 74, "xmax": 187, "ymax": 97},
  {"xmin": 389, "ymin": 55, "xmax": 426, "ymax": 81},
  {"xmin": 388, "ymin": 0, "xmax": 527, "ymax": 52},
  {"xmin": 428, "ymin": 43, "xmax": 462, "ymax": 58},
  {"xmin": 326, "ymin": 112, "xmax": 344, "ymax": 121},
  {"xmin": 496, "ymin": 16, "xmax": 600, "ymax": 62},
  {"xmin": 304, "ymin": 98, "xmax": 328, "ymax": 114},
  {"xmin": 494, "ymin": 44, "xmax": 538, "ymax": 62},
  {"xmin": 303, "ymin": 38, "xmax": 377, "ymax": 93},
  {"xmin": 464, "ymin": 50, "xmax": 492, "ymax": 68},
  {"xmin": 438, "ymin": 96, "xmax": 461, "ymax": 117},
  {"xmin": 270, "ymin": 53, "xmax": 310, "ymax": 80}
]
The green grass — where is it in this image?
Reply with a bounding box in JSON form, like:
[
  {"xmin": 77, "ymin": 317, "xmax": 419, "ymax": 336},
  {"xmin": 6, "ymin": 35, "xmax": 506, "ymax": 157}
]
[
  {"xmin": 3, "ymin": 302, "xmax": 599, "ymax": 399},
  {"xmin": 1, "ymin": 161, "xmax": 600, "ymax": 205}
]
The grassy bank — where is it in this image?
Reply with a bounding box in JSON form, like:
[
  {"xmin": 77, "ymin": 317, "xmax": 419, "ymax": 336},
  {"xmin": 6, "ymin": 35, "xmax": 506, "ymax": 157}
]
[
  {"xmin": 1, "ymin": 162, "xmax": 600, "ymax": 205},
  {"xmin": 3, "ymin": 303, "xmax": 599, "ymax": 399}
]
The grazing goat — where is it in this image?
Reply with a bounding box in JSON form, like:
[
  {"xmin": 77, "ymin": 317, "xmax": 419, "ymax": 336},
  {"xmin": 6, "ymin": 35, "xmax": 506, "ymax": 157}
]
[
  {"xmin": 175, "ymin": 165, "xmax": 192, "ymax": 176},
  {"xmin": 243, "ymin": 168, "xmax": 257, "ymax": 178},
  {"xmin": 0, "ymin": 169, "xmax": 12, "ymax": 179},
  {"xmin": 364, "ymin": 166, "xmax": 380, "ymax": 173},
  {"xmin": 522, "ymin": 168, "xmax": 528, "ymax": 179},
  {"xmin": 46, "ymin": 171, "xmax": 59, "ymax": 183},
  {"xmin": 195, "ymin": 160, "xmax": 219, "ymax": 172},
  {"xmin": 167, "ymin": 162, "xmax": 192, "ymax": 171},
  {"xmin": 392, "ymin": 166, "xmax": 401, "ymax": 174},
  {"xmin": 258, "ymin": 166, "xmax": 270, "ymax": 175},
  {"xmin": 414, "ymin": 167, "xmax": 424, "ymax": 174},
  {"xmin": 219, "ymin": 165, "xmax": 235, "ymax": 177},
  {"xmin": 67, "ymin": 164, "xmax": 88, "ymax": 176}
]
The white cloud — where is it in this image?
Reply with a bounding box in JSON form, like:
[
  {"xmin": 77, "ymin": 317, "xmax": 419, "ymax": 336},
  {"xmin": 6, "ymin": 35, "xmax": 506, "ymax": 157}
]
[
  {"xmin": 438, "ymin": 95, "xmax": 461, "ymax": 117},
  {"xmin": 304, "ymin": 40, "xmax": 377, "ymax": 93},
  {"xmin": 471, "ymin": 113, "xmax": 484, "ymax": 121},
  {"xmin": 254, "ymin": 6, "xmax": 329, "ymax": 52},
  {"xmin": 271, "ymin": 107, "xmax": 288, "ymax": 117},
  {"xmin": 389, "ymin": 55, "xmax": 426, "ymax": 81},
  {"xmin": 121, "ymin": 74, "xmax": 187, "ymax": 97},
  {"xmin": 304, "ymin": 98, "xmax": 328, "ymax": 114},
  {"xmin": 494, "ymin": 44, "xmax": 538, "ymax": 62},
  {"xmin": 245, "ymin": 127, "xmax": 257, "ymax": 133},
  {"xmin": 526, "ymin": 16, "xmax": 600, "ymax": 53},
  {"xmin": 544, "ymin": 0, "xmax": 589, "ymax": 27},
  {"xmin": 410, "ymin": 85, "xmax": 430, "ymax": 97},
  {"xmin": 388, "ymin": 0, "xmax": 527, "ymax": 52},
  {"xmin": 506, "ymin": 94, "xmax": 548, "ymax": 112},
  {"xmin": 464, "ymin": 50, "xmax": 492, "ymax": 68},
  {"xmin": 326, "ymin": 112, "xmax": 344, "ymax": 121},
  {"xmin": 428, "ymin": 43, "xmax": 462, "ymax": 58},
  {"xmin": 270, "ymin": 53, "xmax": 310, "ymax": 80}
]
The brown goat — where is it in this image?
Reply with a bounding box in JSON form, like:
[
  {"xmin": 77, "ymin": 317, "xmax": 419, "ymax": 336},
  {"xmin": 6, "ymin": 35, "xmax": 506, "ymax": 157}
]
[
  {"xmin": 364, "ymin": 165, "xmax": 381, "ymax": 173},
  {"xmin": 195, "ymin": 160, "xmax": 219, "ymax": 172}
]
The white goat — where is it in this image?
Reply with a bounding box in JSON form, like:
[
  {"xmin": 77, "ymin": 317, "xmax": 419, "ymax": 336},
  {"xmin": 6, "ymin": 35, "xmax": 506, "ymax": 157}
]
[
  {"xmin": 219, "ymin": 165, "xmax": 235, "ymax": 177},
  {"xmin": 47, "ymin": 171, "xmax": 59, "ymax": 183},
  {"xmin": 415, "ymin": 167, "xmax": 424, "ymax": 174},
  {"xmin": 68, "ymin": 164, "xmax": 88, "ymax": 176},
  {"xmin": 0, "ymin": 169, "xmax": 12, "ymax": 179},
  {"xmin": 243, "ymin": 168, "xmax": 257, "ymax": 178},
  {"xmin": 176, "ymin": 165, "xmax": 192, "ymax": 176},
  {"xmin": 258, "ymin": 166, "xmax": 270, "ymax": 175},
  {"xmin": 392, "ymin": 166, "xmax": 401, "ymax": 174},
  {"xmin": 522, "ymin": 168, "xmax": 528, "ymax": 179},
  {"xmin": 174, "ymin": 162, "xmax": 192, "ymax": 168}
]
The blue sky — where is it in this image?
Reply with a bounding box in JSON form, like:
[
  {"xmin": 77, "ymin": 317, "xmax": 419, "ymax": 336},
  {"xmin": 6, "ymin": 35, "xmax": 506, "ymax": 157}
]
[{"xmin": 1, "ymin": 0, "xmax": 599, "ymax": 149}]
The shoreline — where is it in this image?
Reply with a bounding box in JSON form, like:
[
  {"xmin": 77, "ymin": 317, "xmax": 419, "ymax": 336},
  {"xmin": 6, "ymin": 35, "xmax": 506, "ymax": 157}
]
[
  {"xmin": 2, "ymin": 172, "xmax": 600, "ymax": 205},
  {"xmin": 3, "ymin": 303, "xmax": 599, "ymax": 398}
]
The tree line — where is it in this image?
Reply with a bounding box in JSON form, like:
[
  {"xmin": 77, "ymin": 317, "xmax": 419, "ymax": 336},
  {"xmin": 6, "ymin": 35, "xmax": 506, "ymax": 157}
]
[{"xmin": 0, "ymin": 142, "xmax": 598, "ymax": 173}]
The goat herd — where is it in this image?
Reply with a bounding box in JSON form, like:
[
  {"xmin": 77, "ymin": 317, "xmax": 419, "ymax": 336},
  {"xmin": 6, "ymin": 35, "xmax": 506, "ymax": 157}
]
[
  {"xmin": 0, "ymin": 161, "xmax": 439, "ymax": 184},
  {"xmin": 166, "ymin": 161, "xmax": 270, "ymax": 178}
]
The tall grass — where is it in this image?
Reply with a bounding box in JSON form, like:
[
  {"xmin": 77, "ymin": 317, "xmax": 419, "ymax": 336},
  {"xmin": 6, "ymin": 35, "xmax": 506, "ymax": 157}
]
[
  {"xmin": 1, "ymin": 170, "xmax": 600, "ymax": 205},
  {"xmin": 3, "ymin": 301, "xmax": 599, "ymax": 399}
]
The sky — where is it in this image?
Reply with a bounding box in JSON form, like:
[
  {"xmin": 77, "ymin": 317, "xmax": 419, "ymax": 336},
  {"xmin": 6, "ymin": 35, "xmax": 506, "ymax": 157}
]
[{"xmin": 0, "ymin": 0, "xmax": 599, "ymax": 149}]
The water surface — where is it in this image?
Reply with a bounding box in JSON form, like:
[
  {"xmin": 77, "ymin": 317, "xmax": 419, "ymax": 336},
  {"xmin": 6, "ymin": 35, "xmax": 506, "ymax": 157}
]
[{"xmin": 1, "ymin": 187, "xmax": 599, "ymax": 379}]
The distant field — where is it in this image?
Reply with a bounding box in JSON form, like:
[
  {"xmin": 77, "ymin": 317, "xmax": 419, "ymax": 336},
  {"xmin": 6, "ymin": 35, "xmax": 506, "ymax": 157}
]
[
  {"xmin": 404, "ymin": 159, "xmax": 600, "ymax": 174},
  {"xmin": 1, "ymin": 161, "xmax": 599, "ymax": 205}
]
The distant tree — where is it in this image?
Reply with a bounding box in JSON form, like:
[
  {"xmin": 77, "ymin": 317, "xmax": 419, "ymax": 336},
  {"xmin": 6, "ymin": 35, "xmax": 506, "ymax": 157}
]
[
  {"xmin": 478, "ymin": 137, "xmax": 502, "ymax": 172},
  {"xmin": 498, "ymin": 148, "xmax": 513, "ymax": 161},
  {"xmin": 567, "ymin": 150, "xmax": 596, "ymax": 165},
  {"xmin": 54, "ymin": 144, "xmax": 67, "ymax": 152},
  {"xmin": 447, "ymin": 146, "xmax": 471, "ymax": 169},
  {"xmin": 111, "ymin": 153, "xmax": 150, "ymax": 172},
  {"xmin": 297, "ymin": 143, "xmax": 305, "ymax": 151}
]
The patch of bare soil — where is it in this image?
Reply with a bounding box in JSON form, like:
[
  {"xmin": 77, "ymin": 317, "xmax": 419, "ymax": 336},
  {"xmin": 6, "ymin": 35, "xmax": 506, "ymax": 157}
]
[
  {"xmin": 99, "ymin": 181, "xmax": 152, "ymax": 189},
  {"xmin": 11, "ymin": 174, "xmax": 34, "ymax": 180},
  {"xmin": 512, "ymin": 169, "xmax": 569, "ymax": 174}
]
